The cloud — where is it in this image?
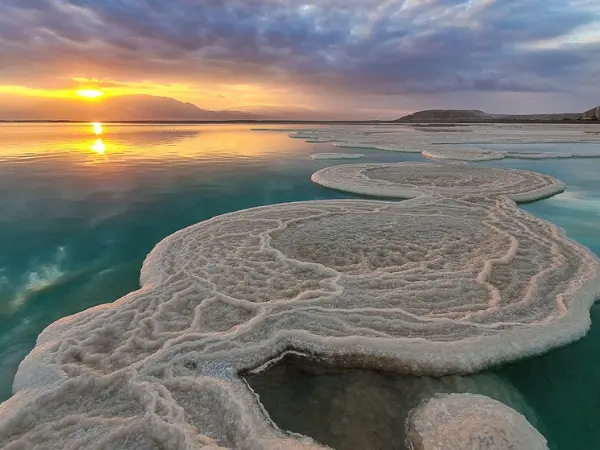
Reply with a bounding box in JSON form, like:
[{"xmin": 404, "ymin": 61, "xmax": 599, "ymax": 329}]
[{"xmin": 0, "ymin": 0, "xmax": 599, "ymax": 108}]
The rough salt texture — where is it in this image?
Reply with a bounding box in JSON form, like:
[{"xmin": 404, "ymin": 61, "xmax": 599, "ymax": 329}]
[
  {"xmin": 423, "ymin": 148, "xmax": 600, "ymax": 162},
  {"xmin": 311, "ymin": 162, "xmax": 565, "ymax": 202},
  {"xmin": 1, "ymin": 197, "xmax": 598, "ymax": 448},
  {"xmin": 405, "ymin": 394, "xmax": 548, "ymax": 450},
  {"xmin": 281, "ymin": 124, "xmax": 600, "ymax": 158},
  {"xmin": 310, "ymin": 153, "xmax": 365, "ymax": 160}
]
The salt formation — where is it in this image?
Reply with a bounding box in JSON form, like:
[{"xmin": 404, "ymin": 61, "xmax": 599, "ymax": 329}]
[
  {"xmin": 405, "ymin": 394, "xmax": 548, "ymax": 450},
  {"xmin": 281, "ymin": 123, "xmax": 600, "ymax": 157},
  {"xmin": 311, "ymin": 162, "xmax": 565, "ymax": 202},
  {"xmin": 3, "ymin": 124, "xmax": 600, "ymax": 448},
  {"xmin": 423, "ymin": 148, "xmax": 600, "ymax": 162},
  {"xmin": 310, "ymin": 153, "xmax": 364, "ymax": 160},
  {"xmin": 2, "ymin": 195, "xmax": 598, "ymax": 448},
  {"xmin": 422, "ymin": 149, "xmax": 506, "ymax": 161}
]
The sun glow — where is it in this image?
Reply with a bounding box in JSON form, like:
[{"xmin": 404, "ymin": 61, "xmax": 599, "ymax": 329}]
[
  {"xmin": 92, "ymin": 122, "xmax": 103, "ymax": 135},
  {"xmin": 77, "ymin": 89, "xmax": 104, "ymax": 99}
]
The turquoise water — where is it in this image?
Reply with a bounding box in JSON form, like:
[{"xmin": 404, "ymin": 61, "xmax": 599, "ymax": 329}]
[{"xmin": 0, "ymin": 125, "xmax": 598, "ymax": 448}]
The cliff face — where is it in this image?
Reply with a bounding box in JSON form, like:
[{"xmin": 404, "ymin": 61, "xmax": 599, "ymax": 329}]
[{"xmin": 581, "ymin": 106, "xmax": 600, "ymax": 120}]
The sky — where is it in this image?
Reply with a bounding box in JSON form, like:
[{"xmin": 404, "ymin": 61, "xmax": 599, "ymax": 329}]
[{"xmin": 1, "ymin": 0, "xmax": 599, "ymax": 118}]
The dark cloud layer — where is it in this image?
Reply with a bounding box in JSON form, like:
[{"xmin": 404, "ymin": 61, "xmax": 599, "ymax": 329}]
[{"xmin": 0, "ymin": 0, "xmax": 599, "ymax": 103}]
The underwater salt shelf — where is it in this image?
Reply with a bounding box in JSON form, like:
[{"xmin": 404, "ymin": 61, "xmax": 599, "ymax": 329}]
[{"xmin": 244, "ymin": 353, "xmax": 543, "ymax": 450}]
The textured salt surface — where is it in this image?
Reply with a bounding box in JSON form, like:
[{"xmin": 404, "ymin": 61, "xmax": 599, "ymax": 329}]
[
  {"xmin": 2, "ymin": 196, "xmax": 598, "ymax": 448},
  {"xmin": 310, "ymin": 153, "xmax": 365, "ymax": 160},
  {"xmin": 423, "ymin": 148, "xmax": 600, "ymax": 162},
  {"xmin": 406, "ymin": 393, "xmax": 548, "ymax": 450},
  {"xmin": 282, "ymin": 124, "xmax": 600, "ymax": 159},
  {"xmin": 245, "ymin": 353, "xmax": 541, "ymax": 450},
  {"xmin": 311, "ymin": 162, "xmax": 565, "ymax": 202}
]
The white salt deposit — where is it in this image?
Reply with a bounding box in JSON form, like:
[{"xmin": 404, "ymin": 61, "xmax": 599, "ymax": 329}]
[
  {"xmin": 284, "ymin": 124, "xmax": 600, "ymax": 159},
  {"xmin": 1, "ymin": 196, "xmax": 598, "ymax": 448},
  {"xmin": 310, "ymin": 153, "xmax": 364, "ymax": 160},
  {"xmin": 311, "ymin": 162, "xmax": 565, "ymax": 202},
  {"xmin": 423, "ymin": 148, "xmax": 600, "ymax": 162},
  {"xmin": 405, "ymin": 394, "xmax": 548, "ymax": 450},
  {"xmin": 422, "ymin": 149, "xmax": 506, "ymax": 161}
]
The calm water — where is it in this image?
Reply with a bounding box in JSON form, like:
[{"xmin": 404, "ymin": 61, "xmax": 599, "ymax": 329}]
[{"xmin": 0, "ymin": 124, "xmax": 598, "ymax": 449}]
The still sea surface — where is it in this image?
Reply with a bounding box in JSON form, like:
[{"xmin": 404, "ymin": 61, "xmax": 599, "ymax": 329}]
[{"xmin": 0, "ymin": 123, "xmax": 598, "ymax": 449}]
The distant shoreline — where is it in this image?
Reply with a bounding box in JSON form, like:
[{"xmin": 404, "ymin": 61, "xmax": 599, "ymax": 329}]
[{"xmin": 1, "ymin": 119, "xmax": 599, "ymax": 125}]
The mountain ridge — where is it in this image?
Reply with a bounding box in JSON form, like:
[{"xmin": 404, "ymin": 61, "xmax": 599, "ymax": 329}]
[
  {"xmin": 395, "ymin": 109, "xmax": 583, "ymax": 122},
  {"xmin": 0, "ymin": 94, "xmax": 262, "ymax": 121}
]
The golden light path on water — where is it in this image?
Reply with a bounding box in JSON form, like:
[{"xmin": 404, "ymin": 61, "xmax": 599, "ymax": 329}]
[{"xmin": 90, "ymin": 138, "xmax": 105, "ymax": 155}]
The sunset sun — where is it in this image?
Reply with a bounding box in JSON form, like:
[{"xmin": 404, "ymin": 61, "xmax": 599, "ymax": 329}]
[{"xmin": 76, "ymin": 89, "xmax": 104, "ymax": 99}]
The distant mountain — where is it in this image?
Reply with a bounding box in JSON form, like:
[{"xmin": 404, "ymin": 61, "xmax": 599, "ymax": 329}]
[
  {"xmin": 395, "ymin": 109, "xmax": 493, "ymax": 122},
  {"xmin": 0, "ymin": 94, "xmax": 260, "ymax": 121},
  {"xmin": 581, "ymin": 106, "xmax": 600, "ymax": 120},
  {"xmin": 493, "ymin": 113, "xmax": 581, "ymax": 120},
  {"xmin": 395, "ymin": 109, "xmax": 582, "ymax": 122}
]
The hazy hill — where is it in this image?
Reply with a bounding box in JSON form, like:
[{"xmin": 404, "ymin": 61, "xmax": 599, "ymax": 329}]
[
  {"xmin": 395, "ymin": 109, "xmax": 493, "ymax": 121},
  {"xmin": 395, "ymin": 109, "xmax": 582, "ymax": 122},
  {"xmin": 0, "ymin": 94, "xmax": 261, "ymax": 121}
]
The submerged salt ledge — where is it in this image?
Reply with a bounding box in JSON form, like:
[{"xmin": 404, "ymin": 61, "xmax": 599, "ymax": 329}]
[
  {"xmin": 2, "ymin": 195, "xmax": 599, "ymax": 448},
  {"xmin": 406, "ymin": 394, "xmax": 548, "ymax": 450},
  {"xmin": 246, "ymin": 353, "xmax": 542, "ymax": 450}
]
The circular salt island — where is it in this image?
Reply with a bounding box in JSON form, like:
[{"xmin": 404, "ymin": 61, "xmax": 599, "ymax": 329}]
[
  {"xmin": 406, "ymin": 394, "xmax": 548, "ymax": 450},
  {"xmin": 138, "ymin": 198, "xmax": 599, "ymax": 375},
  {"xmin": 311, "ymin": 162, "xmax": 565, "ymax": 202}
]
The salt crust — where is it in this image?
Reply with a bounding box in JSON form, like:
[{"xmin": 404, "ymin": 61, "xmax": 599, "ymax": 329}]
[
  {"xmin": 405, "ymin": 393, "xmax": 548, "ymax": 450},
  {"xmin": 282, "ymin": 124, "xmax": 600, "ymax": 160},
  {"xmin": 311, "ymin": 162, "xmax": 565, "ymax": 202}
]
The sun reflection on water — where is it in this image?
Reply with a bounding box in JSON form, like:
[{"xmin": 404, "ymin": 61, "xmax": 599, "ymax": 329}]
[
  {"xmin": 92, "ymin": 122, "xmax": 103, "ymax": 135},
  {"xmin": 91, "ymin": 138, "xmax": 105, "ymax": 155}
]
